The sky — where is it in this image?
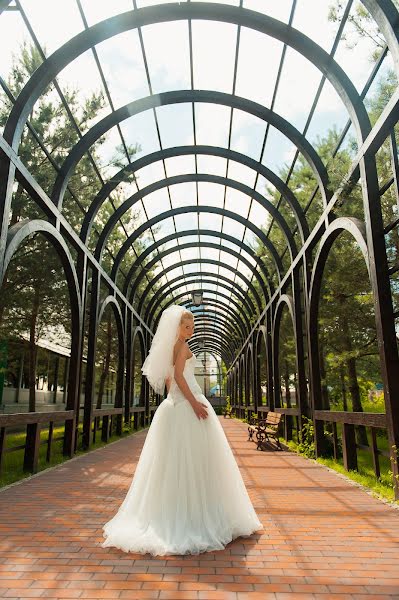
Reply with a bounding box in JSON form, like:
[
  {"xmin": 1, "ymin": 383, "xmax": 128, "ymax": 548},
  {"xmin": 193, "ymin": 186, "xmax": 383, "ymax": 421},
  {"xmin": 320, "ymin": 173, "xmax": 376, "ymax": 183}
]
[{"xmin": 0, "ymin": 0, "xmax": 394, "ymax": 317}]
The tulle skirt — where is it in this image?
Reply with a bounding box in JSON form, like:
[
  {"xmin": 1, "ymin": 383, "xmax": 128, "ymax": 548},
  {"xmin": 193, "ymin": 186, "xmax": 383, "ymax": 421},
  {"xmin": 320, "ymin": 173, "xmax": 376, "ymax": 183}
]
[{"xmin": 101, "ymin": 394, "xmax": 263, "ymax": 556}]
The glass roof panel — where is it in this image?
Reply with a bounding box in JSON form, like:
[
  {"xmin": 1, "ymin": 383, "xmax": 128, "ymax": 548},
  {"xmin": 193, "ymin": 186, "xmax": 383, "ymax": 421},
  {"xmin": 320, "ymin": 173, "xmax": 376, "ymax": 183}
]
[
  {"xmin": 180, "ymin": 247, "xmax": 201, "ymax": 262},
  {"xmin": 142, "ymin": 21, "xmax": 190, "ymax": 93},
  {"xmin": 94, "ymin": 31, "xmax": 150, "ymax": 109},
  {"xmin": 235, "ymin": 28, "xmax": 282, "ymax": 107},
  {"xmin": 292, "ymin": 0, "xmax": 338, "ymax": 53},
  {"xmin": 194, "ymin": 0, "xmax": 239, "ymax": 5},
  {"xmin": 142, "ymin": 188, "xmax": 170, "ymax": 218},
  {"xmin": 183, "ymin": 262, "xmax": 202, "ymax": 275},
  {"xmin": 219, "ymin": 265, "xmax": 238, "ymax": 281},
  {"xmin": 255, "ymin": 174, "xmax": 271, "ymax": 196},
  {"xmin": 165, "ymin": 155, "xmax": 196, "ymax": 176},
  {"xmin": 195, "ymin": 104, "xmax": 231, "ymax": 147},
  {"xmin": 21, "ymin": 0, "xmax": 83, "ymax": 54},
  {"xmin": 230, "ymin": 109, "xmax": 267, "ymax": 161},
  {"xmin": 198, "ymin": 182, "xmax": 225, "ymax": 208},
  {"xmin": 200, "ymin": 234, "xmax": 221, "ymax": 245},
  {"xmin": 249, "ymin": 202, "xmax": 271, "ymax": 229},
  {"xmin": 192, "ymin": 21, "xmax": 237, "ymax": 93},
  {"xmin": 242, "ymin": 0, "xmax": 293, "ymax": 22},
  {"xmin": 202, "ymin": 263, "xmax": 219, "ymax": 275},
  {"xmin": 220, "ymin": 239, "xmax": 240, "ymax": 252},
  {"xmin": 273, "ymin": 47, "xmax": 325, "ymax": 131},
  {"xmin": 152, "ymin": 216, "xmax": 175, "ymax": 240},
  {"xmin": 156, "ymin": 103, "xmax": 194, "ymax": 148},
  {"xmin": 80, "ymin": 0, "xmax": 132, "ymax": 25},
  {"xmin": 164, "ymin": 266, "xmax": 184, "ymax": 280},
  {"xmin": 136, "ymin": 0, "xmax": 182, "ymax": 7},
  {"xmin": 224, "ymin": 188, "xmax": 252, "ymax": 219},
  {"xmin": 227, "ymin": 160, "xmax": 256, "ymax": 189},
  {"xmin": 243, "ymin": 229, "xmax": 257, "ymax": 251},
  {"xmin": 161, "ymin": 251, "xmax": 185, "ymax": 269},
  {"xmin": 0, "ymin": 10, "xmax": 27, "ymax": 83},
  {"xmin": 158, "ymin": 239, "xmax": 179, "ymax": 253},
  {"xmin": 305, "ymin": 79, "xmax": 350, "ymax": 147},
  {"xmin": 180, "ymin": 235, "xmax": 200, "ymax": 246},
  {"xmin": 174, "ymin": 212, "xmax": 199, "ymax": 232},
  {"xmin": 222, "ymin": 217, "xmax": 245, "ymax": 239},
  {"xmin": 96, "ymin": 125, "xmax": 127, "ymax": 178},
  {"xmin": 199, "ymin": 212, "xmax": 223, "ymax": 231},
  {"xmin": 120, "ymin": 111, "xmax": 160, "ymax": 158},
  {"xmin": 170, "ymin": 182, "xmax": 197, "ymax": 209},
  {"xmin": 196, "ymin": 155, "xmax": 228, "ymax": 177},
  {"xmin": 136, "ymin": 160, "xmax": 166, "ymax": 189},
  {"xmin": 261, "ymin": 126, "xmax": 297, "ymax": 173},
  {"xmin": 201, "ymin": 248, "xmax": 221, "ymax": 262}
]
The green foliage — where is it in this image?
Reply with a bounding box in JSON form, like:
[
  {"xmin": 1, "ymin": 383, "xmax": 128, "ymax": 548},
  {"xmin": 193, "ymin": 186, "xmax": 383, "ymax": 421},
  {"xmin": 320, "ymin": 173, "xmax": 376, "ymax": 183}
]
[
  {"xmin": 296, "ymin": 417, "xmax": 316, "ymax": 459},
  {"xmin": 328, "ymin": 1, "xmax": 398, "ymax": 63}
]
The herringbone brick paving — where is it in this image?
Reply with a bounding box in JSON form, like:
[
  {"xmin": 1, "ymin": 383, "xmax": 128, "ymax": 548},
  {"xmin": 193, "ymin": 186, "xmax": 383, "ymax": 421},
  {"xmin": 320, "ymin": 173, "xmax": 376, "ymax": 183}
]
[{"xmin": 0, "ymin": 417, "xmax": 399, "ymax": 599}]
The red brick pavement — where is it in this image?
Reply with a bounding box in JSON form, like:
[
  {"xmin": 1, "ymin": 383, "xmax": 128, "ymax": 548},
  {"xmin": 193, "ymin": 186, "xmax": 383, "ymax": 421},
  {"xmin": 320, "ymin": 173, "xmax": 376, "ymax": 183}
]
[{"xmin": 1, "ymin": 417, "xmax": 399, "ymax": 599}]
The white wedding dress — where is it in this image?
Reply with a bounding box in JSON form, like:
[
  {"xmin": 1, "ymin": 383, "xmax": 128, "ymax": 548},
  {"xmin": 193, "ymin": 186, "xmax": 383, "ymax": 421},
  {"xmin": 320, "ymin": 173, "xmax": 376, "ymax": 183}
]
[{"xmin": 101, "ymin": 355, "xmax": 263, "ymax": 556}]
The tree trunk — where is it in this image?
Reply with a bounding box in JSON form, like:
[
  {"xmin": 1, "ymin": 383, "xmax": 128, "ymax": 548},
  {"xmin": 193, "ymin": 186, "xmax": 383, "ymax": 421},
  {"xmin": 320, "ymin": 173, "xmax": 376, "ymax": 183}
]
[
  {"xmin": 28, "ymin": 287, "xmax": 40, "ymax": 412},
  {"xmin": 340, "ymin": 365, "xmax": 348, "ymax": 411},
  {"xmin": 341, "ymin": 315, "xmax": 369, "ymax": 446},
  {"xmin": 96, "ymin": 314, "xmax": 112, "ymax": 409},
  {"xmin": 319, "ymin": 337, "xmax": 330, "ymax": 410}
]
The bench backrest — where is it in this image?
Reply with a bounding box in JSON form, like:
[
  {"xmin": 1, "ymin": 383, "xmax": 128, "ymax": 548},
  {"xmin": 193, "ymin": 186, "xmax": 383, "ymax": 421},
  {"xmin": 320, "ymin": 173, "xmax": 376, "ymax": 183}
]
[{"xmin": 265, "ymin": 412, "xmax": 282, "ymax": 425}]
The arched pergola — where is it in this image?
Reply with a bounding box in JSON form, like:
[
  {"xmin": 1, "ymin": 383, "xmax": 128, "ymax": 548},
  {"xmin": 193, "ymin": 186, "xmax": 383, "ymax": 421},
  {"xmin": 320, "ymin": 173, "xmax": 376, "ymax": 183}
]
[{"xmin": 0, "ymin": 0, "xmax": 398, "ymax": 496}]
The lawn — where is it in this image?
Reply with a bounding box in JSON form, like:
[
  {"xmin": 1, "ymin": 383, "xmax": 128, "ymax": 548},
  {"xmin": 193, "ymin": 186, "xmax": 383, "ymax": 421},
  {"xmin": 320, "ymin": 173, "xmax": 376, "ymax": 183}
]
[{"xmin": 0, "ymin": 418, "xmax": 147, "ymax": 488}]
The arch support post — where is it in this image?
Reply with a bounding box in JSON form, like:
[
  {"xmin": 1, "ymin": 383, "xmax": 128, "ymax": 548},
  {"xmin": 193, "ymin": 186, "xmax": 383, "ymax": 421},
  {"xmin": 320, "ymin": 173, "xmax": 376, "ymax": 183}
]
[
  {"xmin": 82, "ymin": 269, "xmax": 100, "ymax": 450},
  {"xmin": 63, "ymin": 252, "xmax": 86, "ymax": 457},
  {"xmin": 360, "ymin": 153, "xmax": 399, "ymax": 499},
  {"xmin": 0, "ymin": 155, "xmax": 15, "ymax": 281},
  {"xmin": 125, "ymin": 312, "xmax": 133, "ymax": 427},
  {"xmin": 292, "ymin": 267, "xmax": 310, "ymax": 423}
]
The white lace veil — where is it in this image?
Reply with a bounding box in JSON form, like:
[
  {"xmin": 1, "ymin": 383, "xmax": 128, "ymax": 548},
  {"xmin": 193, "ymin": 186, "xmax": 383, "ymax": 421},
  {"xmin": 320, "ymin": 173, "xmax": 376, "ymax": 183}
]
[{"xmin": 141, "ymin": 304, "xmax": 191, "ymax": 394}]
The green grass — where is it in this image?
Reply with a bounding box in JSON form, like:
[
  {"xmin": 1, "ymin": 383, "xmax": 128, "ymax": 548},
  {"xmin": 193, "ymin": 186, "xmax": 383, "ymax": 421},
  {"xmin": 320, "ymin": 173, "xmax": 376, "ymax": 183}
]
[
  {"xmin": 286, "ymin": 433, "xmax": 397, "ymax": 504},
  {"xmin": 0, "ymin": 419, "xmax": 148, "ymax": 489}
]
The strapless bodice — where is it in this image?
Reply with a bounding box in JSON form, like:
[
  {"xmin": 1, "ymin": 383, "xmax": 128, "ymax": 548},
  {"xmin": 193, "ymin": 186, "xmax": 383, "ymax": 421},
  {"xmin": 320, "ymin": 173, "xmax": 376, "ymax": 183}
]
[{"xmin": 168, "ymin": 355, "xmax": 203, "ymax": 406}]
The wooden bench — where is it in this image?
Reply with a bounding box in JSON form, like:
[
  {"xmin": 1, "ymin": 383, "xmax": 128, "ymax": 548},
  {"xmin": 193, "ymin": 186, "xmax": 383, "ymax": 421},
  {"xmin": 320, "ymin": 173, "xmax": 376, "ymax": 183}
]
[
  {"xmin": 223, "ymin": 406, "xmax": 233, "ymax": 418},
  {"xmin": 248, "ymin": 412, "xmax": 283, "ymax": 450}
]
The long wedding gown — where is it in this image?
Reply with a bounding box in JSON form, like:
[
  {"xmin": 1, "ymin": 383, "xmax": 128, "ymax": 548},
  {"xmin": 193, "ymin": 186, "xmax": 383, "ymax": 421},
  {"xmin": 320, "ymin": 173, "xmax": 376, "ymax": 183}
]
[{"xmin": 101, "ymin": 355, "xmax": 263, "ymax": 556}]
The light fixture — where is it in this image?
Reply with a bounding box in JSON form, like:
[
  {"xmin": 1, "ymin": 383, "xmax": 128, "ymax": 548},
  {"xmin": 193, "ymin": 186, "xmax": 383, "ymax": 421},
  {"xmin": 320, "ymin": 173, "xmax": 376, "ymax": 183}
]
[{"xmin": 191, "ymin": 290, "xmax": 203, "ymax": 306}]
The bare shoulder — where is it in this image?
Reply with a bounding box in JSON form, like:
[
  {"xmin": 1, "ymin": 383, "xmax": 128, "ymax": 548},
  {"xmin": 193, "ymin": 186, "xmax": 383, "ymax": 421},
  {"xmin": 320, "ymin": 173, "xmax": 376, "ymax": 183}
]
[{"xmin": 173, "ymin": 340, "xmax": 190, "ymax": 365}]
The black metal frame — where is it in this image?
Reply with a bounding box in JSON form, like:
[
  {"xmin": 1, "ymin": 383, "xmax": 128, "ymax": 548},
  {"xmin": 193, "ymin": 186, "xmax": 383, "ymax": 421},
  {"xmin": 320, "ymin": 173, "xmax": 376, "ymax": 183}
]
[{"xmin": 0, "ymin": 1, "xmax": 398, "ymax": 496}]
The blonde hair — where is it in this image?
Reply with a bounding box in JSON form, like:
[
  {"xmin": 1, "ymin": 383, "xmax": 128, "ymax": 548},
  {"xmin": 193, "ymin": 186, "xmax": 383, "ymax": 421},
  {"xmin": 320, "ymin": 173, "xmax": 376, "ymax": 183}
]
[{"xmin": 180, "ymin": 310, "xmax": 194, "ymax": 323}]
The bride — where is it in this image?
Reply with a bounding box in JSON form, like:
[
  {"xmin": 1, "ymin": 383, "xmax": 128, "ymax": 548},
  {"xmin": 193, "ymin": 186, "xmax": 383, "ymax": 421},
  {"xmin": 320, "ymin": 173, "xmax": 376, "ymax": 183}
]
[{"xmin": 101, "ymin": 304, "xmax": 263, "ymax": 556}]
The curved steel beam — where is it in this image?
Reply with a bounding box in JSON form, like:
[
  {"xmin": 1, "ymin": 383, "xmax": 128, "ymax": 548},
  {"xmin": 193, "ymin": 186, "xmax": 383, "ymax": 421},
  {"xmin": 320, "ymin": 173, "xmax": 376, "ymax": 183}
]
[
  {"xmin": 133, "ymin": 257, "xmax": 264, "ymax": 313},
  {"xmin": 112, "ymin": 228, "xmax": 271, "ymax": 291},
  {"xmin": 4, "ymin": 3, "xmax": 371, "ymax": 158},
  {"xmin": 144, "ymin": 274, "xmax": 255, "ymax": 325},
  {"xmin": 96, "ymin": 174, "xmax": 295, "ymax": 274},
  {"xmin": 4, "ymin": 219, "xmax": 81, "ymax": 318},
  {"xmin": 153, "ymin": 296, "xmax": 247, "ymax": 341},
  {"xmin": 190, "ymin": 338, "xmax": 233, "ymax": 364},
  {"xmin": 308, "ymin": 217, "xmax": 369, "ymax": 413},
  {"xmin": 122, "ymin": 206, "xmax": 283, "ymax": 302},
  {"xmin": 155, "ymin": 309, "xmax": 241, "ymax": 342},
  {"xmin": 361, "ymin": 0, "xmax": 399, "ymax": 69},
  {"xmin": 82, "ymin": 145, "xmax": 309, "ymax": 245},
  {"xmin": 147, "ymin": 285, "xmax": 251, "ymax": 335},
  {"xmin": 190, "ymin": 330, "xmax": 236, "ymax": 356},
  {"xmin": 52, "ymin": 92, "xmax": 329, "ymax": 220},
  {"xmin": 128, "ymin": 241, "xmax": 270, "ymax": 306}
]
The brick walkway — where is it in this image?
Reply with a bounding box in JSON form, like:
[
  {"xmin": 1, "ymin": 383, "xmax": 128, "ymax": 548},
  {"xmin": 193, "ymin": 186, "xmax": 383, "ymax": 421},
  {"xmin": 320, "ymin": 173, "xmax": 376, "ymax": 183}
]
[{"xmin": 1, "ymin": 417, "xmax": 399, "ymax": 600}]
